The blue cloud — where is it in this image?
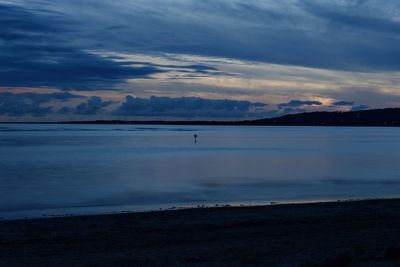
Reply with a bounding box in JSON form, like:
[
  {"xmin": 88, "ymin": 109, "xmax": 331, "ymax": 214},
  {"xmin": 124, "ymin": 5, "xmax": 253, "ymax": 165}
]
[
  {"xmin": 332, "ymin": 100, "xmax": 370, "ymax": 111},
  {"xmin": 298, "ymin": 0, "xmax": 400, "ymax": 70},
  {"xmin": 351, "ymin": 105, "xmax": 370, "ymax": 111},
  {"xmin": 278, "ymin": 100, "xmax": 322, "ymax": 109},
  {"xmin": 83, "ymin": 0, "xmax": 400, "ymax": 71},
  {"xmin": 0, "ymin": 92, "xmax": 83, "ymax": 116},
  {"xmin": 58, "ymin": 106, "xmax": 74, "ymax": 115},
  {"xmin": 113, "ymin": 95, "xmax": 267, "ymax": 118},
  {"xmin": 0, "ymin": 3, "xmax": 164, "ymax": 90},
  {"xmin": 0, "ymin": 93, "xmax": 271, "ymax": 118},
  {"xmin": 74, "ymin": 97, "xmax": 113, "ymax": 115},
  {"xmin": 2, "ymin": 0, "xmax": 400, "ymax": 75},
  {"xmin": 301, "ymin": 1, "xmax": 400, "ymax": 35},
  {"xmin": 332, "ymin": 101, "xmax": 355, "ymax": 106}
]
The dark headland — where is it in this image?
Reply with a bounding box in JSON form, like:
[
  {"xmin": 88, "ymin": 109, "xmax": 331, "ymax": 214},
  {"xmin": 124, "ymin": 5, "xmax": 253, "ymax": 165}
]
[
  {"xmin": 61, "ymin": 108, "xmax": 400, "ymax": 126},
  {"xmin": 2, "ymin": 199, "xmax": 400, "ymax": 266}
]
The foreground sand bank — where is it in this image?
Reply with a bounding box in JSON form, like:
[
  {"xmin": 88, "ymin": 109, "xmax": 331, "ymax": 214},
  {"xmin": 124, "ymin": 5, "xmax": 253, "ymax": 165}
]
[{"xmin": 1, "ymin": 199, "xmax": 400, "ymax": 266}]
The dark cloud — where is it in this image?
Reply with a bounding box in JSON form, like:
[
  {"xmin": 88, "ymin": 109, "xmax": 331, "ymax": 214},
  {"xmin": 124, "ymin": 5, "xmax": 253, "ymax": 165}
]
[
  {"xmin": 0, "ymin": 92, "xmax": 83, "ymax": 116},
  {"xmin": 279, "ymin": 107, "xmax": 307, "ymax": 115},
  {"xmin": 3, "ymin": 0, "xmax": 400, "ymax": 75},
  {"xmin": 0, "ymin": 44, "xmax": 162, "ymax": 90},
  {"xmin": 301, "ymin": 1, "xmax": 400, "ymax": 35},
  {"xmin": 58, "ymin": 106, "xmax": 74, "ymax": 115},
  {"xmin": 332, "ymin": 101, "xmax": 355, "ymax": 106},
  {"xmin": 278, "ymin": 100, "xmax": 322, "ymax": 109},
  {"xmin": 351, "ymin": 105, "xmax": 370, "ymax": 111},
  {"xmin": 67, "ymin": 0, "xmax": 400, "ymax": 71},
  {"xmin": 0, "ymin": 93, "xmax": 271, "ymax": 119},
  {"xmin": 298, "ymin": 1, "xmax": 400, "ymax": 71},
  {"xmin": 0, "ymin": 3, "xmax": 163, "ymax": 90},
  {"xmin": 113, "ymin": 95, "xmax": 267, "ymax": 118},
  {"xmin": 74, "ymin": 96, "xmax": 113, "ymax": 115}
]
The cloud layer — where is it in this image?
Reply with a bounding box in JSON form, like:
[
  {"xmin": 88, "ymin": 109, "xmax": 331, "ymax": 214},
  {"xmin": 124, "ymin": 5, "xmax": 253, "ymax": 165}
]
[
  {"xmin": 114, "ymin": 96, "xmax": 267, "ymax": 118},
  {"xmin": 3, "ymin": 0, "xmax": 399, "ymax": 72},
  {"xmin": 278, "ymin": 100, "xmax": 322, "ymax": 108},
  {"xmin": 0, "ymin": 92, "xmax": 83, "ymax": 116},
  {"xmin": 0, "ymin": 92, "xmax": 270, "ymax": 119},
  {"xmin": 0, "ymin": 0, "xmax": 399, "ymax": 120},
  {"xmin": 74, "ymin": 97, "xmax": 113, "ymax": 115},
  {"xmin": 0, "ymin": 3, "xmax": 163, "ymax": 89}
]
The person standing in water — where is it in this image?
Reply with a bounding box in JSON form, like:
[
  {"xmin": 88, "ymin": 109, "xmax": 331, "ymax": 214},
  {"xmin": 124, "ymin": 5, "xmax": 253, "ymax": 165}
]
[{"xmin": 194, "ymin": 134, "xmax": 198, "ymax": 144}]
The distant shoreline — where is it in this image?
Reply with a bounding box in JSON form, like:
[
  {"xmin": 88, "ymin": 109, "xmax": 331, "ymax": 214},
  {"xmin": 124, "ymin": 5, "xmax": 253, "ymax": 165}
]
[
  {"xmin": 2, "ymin": 198, "xmax": 400, "ymax": 266},
  {"xmin": 0, "ymin": 198, "xmax": 382, "ymax": 222},
  {"xmin": 2, "ymin": 108, "xmax": 400, "ymax": 127}
]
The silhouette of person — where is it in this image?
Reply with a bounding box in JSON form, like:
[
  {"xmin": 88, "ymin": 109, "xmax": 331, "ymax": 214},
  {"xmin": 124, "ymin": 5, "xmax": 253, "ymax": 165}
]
[{"xmin": 194, "ymin": 134, "xmax": 198, "ymax": 144}]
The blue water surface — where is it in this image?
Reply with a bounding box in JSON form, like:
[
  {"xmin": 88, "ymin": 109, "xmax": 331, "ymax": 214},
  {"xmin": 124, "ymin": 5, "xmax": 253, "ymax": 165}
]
[{"xmin": 1, "ymin": 124, "xmax": 400, "ymax": 219}]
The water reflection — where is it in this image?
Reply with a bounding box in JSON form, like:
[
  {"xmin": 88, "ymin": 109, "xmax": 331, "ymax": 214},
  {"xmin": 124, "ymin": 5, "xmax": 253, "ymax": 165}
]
[{"xmin": 1, "ymin": 124, "xmax": 400, "ymax": 219}]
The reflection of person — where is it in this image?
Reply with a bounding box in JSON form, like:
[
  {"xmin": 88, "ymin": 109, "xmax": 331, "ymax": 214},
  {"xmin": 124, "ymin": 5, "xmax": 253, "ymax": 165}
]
[{"xmin": 194, "ymin": 134, "xmax": 198, "ymax": 144}]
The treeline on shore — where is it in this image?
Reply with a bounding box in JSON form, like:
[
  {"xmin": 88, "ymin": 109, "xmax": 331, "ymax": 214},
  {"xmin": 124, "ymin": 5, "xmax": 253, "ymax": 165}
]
[{"xmin": 61, "ymin": 108, "xmax": 400, "ymax": 127}]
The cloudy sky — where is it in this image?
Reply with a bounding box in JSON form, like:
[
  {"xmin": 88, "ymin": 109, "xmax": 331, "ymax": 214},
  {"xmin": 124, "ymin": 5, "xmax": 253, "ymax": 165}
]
[{"xmin": 1, "ymin": 0, "xmax": 400, "ymax": 121}]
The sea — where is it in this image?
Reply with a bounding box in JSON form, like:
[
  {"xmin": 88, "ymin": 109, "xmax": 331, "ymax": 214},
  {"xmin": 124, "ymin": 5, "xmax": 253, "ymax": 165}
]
[{"xmin": 1, "ymin": 123, "xmax": 400, "ymax": 219}]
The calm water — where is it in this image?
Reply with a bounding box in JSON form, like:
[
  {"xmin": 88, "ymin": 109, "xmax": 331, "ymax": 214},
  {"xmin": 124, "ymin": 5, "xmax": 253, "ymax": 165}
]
[{"xmin": 1, "ymin": 123, "xmax": 400, "ymax": 219}]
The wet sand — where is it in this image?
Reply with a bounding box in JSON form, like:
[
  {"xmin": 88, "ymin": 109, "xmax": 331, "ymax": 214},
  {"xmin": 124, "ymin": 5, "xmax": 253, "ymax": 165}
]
[{"xmin": 1, "ymin": 199, "xmax": 400, "ymax": 267}]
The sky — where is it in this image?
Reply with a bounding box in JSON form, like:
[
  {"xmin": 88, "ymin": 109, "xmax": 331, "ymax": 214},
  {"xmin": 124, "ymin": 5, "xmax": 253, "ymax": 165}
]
[{"xmin": 1, "ymin": 0, "xmax": 400, "ymax": 121}]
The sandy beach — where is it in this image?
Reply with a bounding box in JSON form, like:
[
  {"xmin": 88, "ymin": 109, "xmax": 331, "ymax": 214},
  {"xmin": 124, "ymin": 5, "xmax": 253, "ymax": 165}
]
[{"xmin": 1, "ymin": 199, "xmax": 400, "ymax": 267}]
